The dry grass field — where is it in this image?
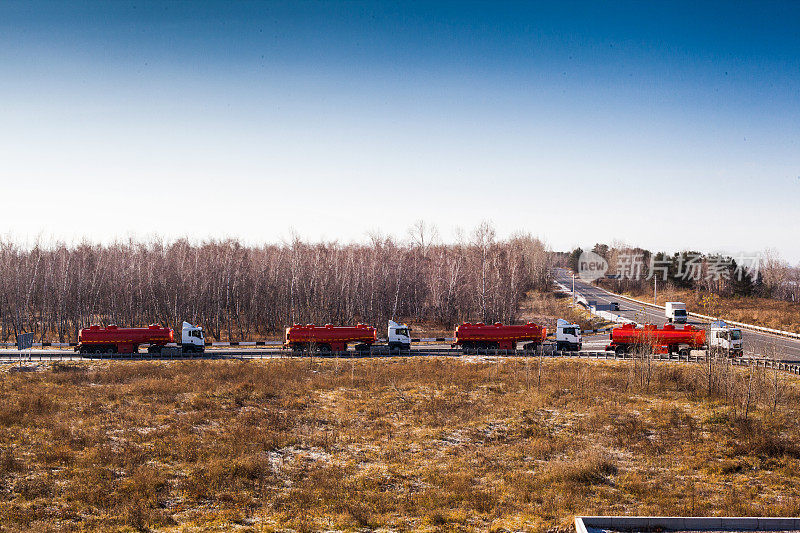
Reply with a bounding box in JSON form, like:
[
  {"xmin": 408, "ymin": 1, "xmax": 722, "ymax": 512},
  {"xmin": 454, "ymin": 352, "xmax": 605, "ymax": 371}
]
[
  {"xmin": 517, "ymin": 290, "xmax": 610, "ymax": 332},
  {"xmin": 1, "ymin": 357, "xmax": 800, "ymax": 532}
]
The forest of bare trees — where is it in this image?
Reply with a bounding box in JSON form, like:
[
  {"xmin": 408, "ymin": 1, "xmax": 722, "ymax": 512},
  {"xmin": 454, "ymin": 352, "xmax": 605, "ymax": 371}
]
[{"xmin": 0, "ymin": 223, "xmax": 553, "ymax": 342}]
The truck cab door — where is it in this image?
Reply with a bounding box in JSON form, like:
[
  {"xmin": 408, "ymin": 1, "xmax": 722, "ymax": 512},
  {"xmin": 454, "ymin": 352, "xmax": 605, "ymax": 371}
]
[
  {"xmin": 182, "ymin": 323, "xmax": 205, "ymax": 348},
  {"xmin": 388, "ymin": 323, "xmax": 411, "ymax": 349}
]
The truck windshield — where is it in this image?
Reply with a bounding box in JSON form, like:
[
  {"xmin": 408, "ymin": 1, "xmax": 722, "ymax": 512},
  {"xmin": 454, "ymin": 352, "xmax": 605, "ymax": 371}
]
[
  {"xmin": 731, "ymin": 330, "xmax": 742, "ymax": 340},
  {"xmin": 395, "ymin": 328, "xmax": 409, "ymax": 337},
  {"xmin": 674, "ymin": 310, "xmax": 687, "ymax": 316},
  {"xmin": 562, "ymin": 327, "xmax": 576, "ymax": 336}
]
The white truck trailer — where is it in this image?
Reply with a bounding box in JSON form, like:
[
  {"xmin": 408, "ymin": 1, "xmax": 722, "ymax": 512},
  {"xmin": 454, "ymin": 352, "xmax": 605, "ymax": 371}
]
[{"xmin": 665, "ymin": 302, "xmax": 688, "ymax": 324}]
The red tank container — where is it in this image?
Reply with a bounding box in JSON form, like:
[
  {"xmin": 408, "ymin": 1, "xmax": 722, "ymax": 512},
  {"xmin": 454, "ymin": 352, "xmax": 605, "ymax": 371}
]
[
  {"xmin": 284, "ymin": 323, "xmax": 377, "ymax": 353},
  {"xmin": 78, "ymin": 324, "xmax": 174, "ymax": 354},
  {"xmin": 608, "ymin": 323, "xmax": 706, "ymax": 354},
  {"xmin": 453, "ymin": 322, "xmax": 547, "ymax": 350}
]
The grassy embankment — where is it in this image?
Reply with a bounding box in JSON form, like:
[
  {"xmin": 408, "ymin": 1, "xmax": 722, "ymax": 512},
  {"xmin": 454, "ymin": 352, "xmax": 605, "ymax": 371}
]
[
  {"xmin": 1, "ymin": 357, "xmax": 799, "ymax": 532},
  {"xmin": 518, "ymin": 289, "xmax": 614, "ymax": 332}
]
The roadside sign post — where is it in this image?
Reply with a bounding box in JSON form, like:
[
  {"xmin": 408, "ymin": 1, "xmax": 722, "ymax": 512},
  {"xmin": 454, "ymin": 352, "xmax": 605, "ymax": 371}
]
[
  {"xmin": 654, "ymin": 275, "xmax": 657, "ymax": 306},
  {"xmin": 16, "ymin": 332, "xmax": 34, "ymax": 367},
  {"xmin": 572, "ymin": 274, "xmax": 575, "ymax": 304}
]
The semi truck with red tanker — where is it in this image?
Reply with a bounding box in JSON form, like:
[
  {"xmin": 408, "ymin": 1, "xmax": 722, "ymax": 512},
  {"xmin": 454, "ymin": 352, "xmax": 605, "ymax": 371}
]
[
  {"xmin": 452, "ymin": 321, "xmax": 548, "ymax": 351},
  {"xmin": 284, "ymin": 321, "xmax": 413, "ymax": 354},
  {"xmin": 606, "ymin": 323, "xmax": 706, "ymax": 356},
  {"xmin": 284, "ymin": 323, "xmax": 378, "ymax": 353},
  {"xmin": 76, "ymin": 321, "xmax": 205, "ymax": 354},
  {"xmin": 451, "ymin": 320, "xmax": 583, "ymax": 352}
]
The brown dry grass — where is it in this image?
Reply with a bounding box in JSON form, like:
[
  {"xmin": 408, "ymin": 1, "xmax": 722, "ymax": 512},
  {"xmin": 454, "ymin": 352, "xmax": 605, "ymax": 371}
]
[
  {"xmin": 0, "ymin": 358, "xmax": 799, "ymax": 532},
  {"xmin": 518, "ymin": 290, "xmax": 611, "ymax": 331}
]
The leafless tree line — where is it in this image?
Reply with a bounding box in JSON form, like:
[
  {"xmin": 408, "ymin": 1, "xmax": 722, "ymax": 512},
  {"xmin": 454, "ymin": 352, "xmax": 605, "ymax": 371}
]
[
  {"xmin": 760, "ymin": 249, "xmax": 800, "ymax": 302},
  {"xmin": 0, "ymin": 224, "xmax": 552, "ymax": 342}
]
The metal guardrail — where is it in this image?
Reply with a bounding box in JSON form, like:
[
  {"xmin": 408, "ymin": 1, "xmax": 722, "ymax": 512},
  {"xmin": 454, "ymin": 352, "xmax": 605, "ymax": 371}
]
[
  {"xmin": 0, "ymin": 338, "xmax": 458, "ymax": 348},
  {"xmin": 0, "ymin": 341, "xmax": 287, "ymax": 348},
  {"xmin": 2, "ymin": 348, "xmax": 799, "ymax": 376}
]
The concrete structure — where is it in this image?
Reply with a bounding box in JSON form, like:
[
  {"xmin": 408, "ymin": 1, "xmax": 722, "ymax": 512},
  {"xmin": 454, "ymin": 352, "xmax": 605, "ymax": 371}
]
[{"xmin": 575, "ymin": 516, "xmax": 800, "ymax": 533}]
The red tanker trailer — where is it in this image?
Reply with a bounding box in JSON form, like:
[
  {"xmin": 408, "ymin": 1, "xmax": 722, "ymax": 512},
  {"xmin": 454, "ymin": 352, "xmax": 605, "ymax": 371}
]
[
  {"xmin": 284, "ymin": 323, "xmax": 377, "ymax": 353},
  {"xmin": 607, "ymin": 323, "xmax": 706, "ymax": 356},
  {"xmin": 452, "ymin": 322, "xmax": 547, "ymax": 351},
  {"xmin": 76, "ymin": 321, "xmax": 205, "ymax": 354},
  {"xmin": 77, "ymin": 324, "xmax": 173, "ymax": 354}
]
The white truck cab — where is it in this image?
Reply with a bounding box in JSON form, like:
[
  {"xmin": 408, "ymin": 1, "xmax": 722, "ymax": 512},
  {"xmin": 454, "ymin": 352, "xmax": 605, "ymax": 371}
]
[
  {"xmin": 708, "ymin": 320, "xmax": 743, "ymax": 356},
  {"xmin": 666, "ymin": 302, "xmax": 688, "ymax": 324},
  {"xmin": 388, "ymin": 320, "xmax": 411, "ymax": 353},
  {"xmin": 556, "ymin": 318, "xmax": 582, "ymax": 351},
  {"xmin": 181, "ymin": 321, "xmax": 205, "ymax": 353}
]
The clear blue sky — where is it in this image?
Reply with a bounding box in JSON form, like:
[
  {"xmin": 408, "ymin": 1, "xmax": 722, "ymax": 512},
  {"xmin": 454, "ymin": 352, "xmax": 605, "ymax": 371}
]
[{"xmin": 1, "ymin": 1, "xmax": 798, "ymax": 260}]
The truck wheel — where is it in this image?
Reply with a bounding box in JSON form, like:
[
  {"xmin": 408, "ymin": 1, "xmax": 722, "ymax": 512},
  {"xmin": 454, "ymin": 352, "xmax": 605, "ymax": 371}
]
[
  {"xmin": 678, "ymin": 348, "xmax": 690, "ymax": 357},
  {"xmin": 319, "ymin": 344, "xmax": 332, "ymax": 355},
  {"xmin": 615, "ymin": 345, "xmax": 626, "ymax": 356}
]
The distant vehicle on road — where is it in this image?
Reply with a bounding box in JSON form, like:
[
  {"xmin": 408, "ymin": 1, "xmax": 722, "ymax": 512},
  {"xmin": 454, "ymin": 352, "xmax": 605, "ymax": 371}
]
[
  {"xmin": 665, "ymin": 301, "xmax": 688, "ymax": 324},
  {"xmin": 610, "ymin": 302, "xmax": 620, "ymax": 311}
]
